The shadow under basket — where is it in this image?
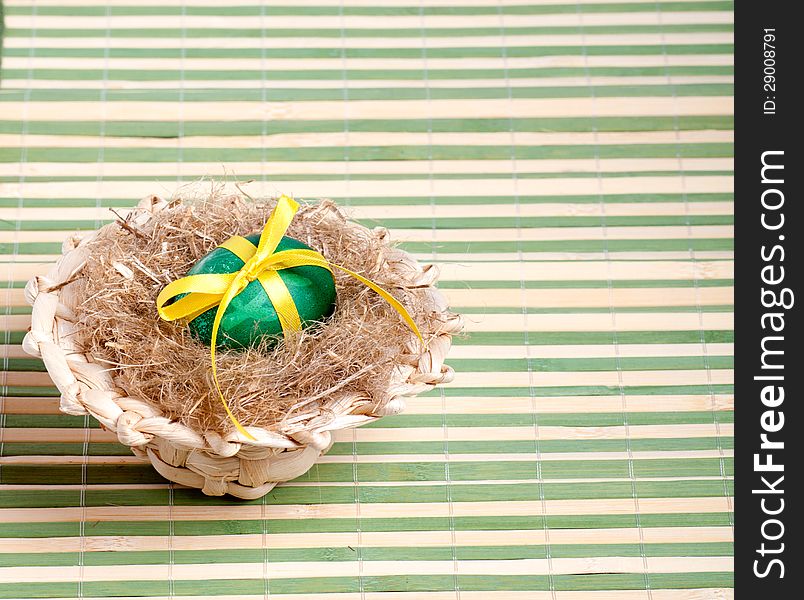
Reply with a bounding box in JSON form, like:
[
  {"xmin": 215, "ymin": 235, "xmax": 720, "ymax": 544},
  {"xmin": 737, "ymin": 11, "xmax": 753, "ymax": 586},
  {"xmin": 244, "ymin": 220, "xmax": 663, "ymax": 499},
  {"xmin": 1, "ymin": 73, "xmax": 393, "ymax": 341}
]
[{"xmin": 23, "ymin": 195, "xmax": 463, "ymax": 499}]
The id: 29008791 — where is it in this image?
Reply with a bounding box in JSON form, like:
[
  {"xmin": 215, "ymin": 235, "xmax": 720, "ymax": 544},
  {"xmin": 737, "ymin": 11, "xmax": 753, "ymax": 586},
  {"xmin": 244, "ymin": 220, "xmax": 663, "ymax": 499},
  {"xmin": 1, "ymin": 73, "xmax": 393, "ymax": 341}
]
[{"xmin": 763, "ymin": 28, "xmax": 777, "ymax": 115}]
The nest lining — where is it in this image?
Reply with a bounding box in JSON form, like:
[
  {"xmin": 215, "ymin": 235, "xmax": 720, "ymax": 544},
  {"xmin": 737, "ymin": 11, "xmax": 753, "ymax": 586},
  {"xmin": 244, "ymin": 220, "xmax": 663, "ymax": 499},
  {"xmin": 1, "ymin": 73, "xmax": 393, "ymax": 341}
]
[{"xmin": 76, "ymin": 187, "xmax": 437, "ymax": 434}]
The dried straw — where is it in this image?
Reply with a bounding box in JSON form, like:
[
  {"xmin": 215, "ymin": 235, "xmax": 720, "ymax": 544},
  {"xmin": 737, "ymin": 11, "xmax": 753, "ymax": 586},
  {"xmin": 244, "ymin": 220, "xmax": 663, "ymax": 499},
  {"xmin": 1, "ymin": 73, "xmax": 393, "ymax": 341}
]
[{"xmin": 77, "ymin": 184, "xmax": 443, "ymax": 435}]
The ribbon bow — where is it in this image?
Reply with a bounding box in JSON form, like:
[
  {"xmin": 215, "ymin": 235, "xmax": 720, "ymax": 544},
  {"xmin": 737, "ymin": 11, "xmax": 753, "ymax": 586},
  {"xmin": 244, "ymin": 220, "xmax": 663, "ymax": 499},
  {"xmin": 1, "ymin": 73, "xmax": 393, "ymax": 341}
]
[{"xmin": 157, "ymin": 195, "xmax": 423, "ymax": 440}]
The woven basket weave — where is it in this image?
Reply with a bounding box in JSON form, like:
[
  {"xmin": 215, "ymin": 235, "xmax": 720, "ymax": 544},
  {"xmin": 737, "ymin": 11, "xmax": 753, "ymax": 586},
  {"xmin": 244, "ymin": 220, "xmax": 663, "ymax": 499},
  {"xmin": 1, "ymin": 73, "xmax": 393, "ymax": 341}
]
[{"xmin": 23, "ymin": 195, "xmax": 462, "ymax": 499}]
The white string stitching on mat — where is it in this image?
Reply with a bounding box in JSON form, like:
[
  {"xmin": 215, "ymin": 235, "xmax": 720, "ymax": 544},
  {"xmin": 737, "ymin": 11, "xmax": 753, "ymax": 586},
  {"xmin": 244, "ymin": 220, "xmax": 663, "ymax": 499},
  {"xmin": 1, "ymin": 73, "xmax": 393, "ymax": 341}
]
[
  {"xmin": 258, "ymin": 4, "xmax": 273, "ymax": 597},
  {"xmin": 77, "ymin": 4, "xmax": 112, "ymax": 597},
  {"xmin": 167, "ymin": 3, "xmax": 188, "ymax": 595},
  {"xmin": 654, "ymin": 0, "xmax": 735, "ymax": 534},
  {"xmin": 1, "ymin": 0, "xmax": 40, "ymax": 507},
  {"xmin": 262, "ymin": 490, "xmax": 271, "ymax": 600},
  {"xmin": 576, "ymin": 3, "xmax": 654, "ymax": 597},
  {"xmin": 418, "ymin": 3, "xmax": 461, "ymax": 597},
  {"xmin": 339, "ymin": 0, "xmax": 352, "ymax": 204},
  {"xmin": 168, "ymin": 482, "xmax": 175, "ymax": 599},
  {"xmin": 176, "ymin": 0, "xmax": 187, "ymax": 188},
  {"xmin": 260, "ymin": 2, "xmax": 268, "ymax": 192},
  {"xmin": 337, "ymin": 2, "xmax": 364, "ymax": 596},
  {"xmin": 498, "ymin": 2, "xmax": 557, "ymax": 598}
]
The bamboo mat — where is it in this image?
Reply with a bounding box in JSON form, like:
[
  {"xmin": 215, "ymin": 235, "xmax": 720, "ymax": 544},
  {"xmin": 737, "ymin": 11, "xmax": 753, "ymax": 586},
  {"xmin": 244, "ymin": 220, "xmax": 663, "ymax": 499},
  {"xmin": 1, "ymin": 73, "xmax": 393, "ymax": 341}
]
[{"xmin": 0, "ymin": 0, "xmax": 734, "ymax": 598}]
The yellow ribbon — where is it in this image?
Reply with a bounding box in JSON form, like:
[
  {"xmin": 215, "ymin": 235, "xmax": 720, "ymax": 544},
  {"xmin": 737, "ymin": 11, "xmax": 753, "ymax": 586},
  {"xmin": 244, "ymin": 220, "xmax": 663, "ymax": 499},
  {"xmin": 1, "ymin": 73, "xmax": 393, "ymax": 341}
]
[{"xmin": 156, "ymin": 195, "xmax": 423, "ymax": 440}]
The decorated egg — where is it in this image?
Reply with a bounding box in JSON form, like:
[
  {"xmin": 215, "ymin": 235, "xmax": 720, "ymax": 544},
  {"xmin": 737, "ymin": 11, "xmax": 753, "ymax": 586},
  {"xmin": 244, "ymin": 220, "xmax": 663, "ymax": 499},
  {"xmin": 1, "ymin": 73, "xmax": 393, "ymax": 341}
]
[{"xmin": 184, "ymin": 234, "xmax": 336, "ymax": 349}]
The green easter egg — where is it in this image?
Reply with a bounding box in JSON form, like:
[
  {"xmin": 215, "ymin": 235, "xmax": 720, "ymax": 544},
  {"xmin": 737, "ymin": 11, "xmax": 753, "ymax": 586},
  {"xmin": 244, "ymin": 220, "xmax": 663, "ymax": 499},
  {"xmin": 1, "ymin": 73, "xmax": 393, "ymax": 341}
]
[{"xmin": 184, "ymin": 234, "xmax": 336, "ymax": 349}]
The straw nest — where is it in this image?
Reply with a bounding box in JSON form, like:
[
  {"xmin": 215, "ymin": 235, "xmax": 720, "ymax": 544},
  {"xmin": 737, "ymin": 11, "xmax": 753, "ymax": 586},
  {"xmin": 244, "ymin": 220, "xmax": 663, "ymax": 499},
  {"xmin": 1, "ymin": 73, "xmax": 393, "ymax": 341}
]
[{"xmin": 23, "ymin": 187, "xmax": 462, "ymax": 498}]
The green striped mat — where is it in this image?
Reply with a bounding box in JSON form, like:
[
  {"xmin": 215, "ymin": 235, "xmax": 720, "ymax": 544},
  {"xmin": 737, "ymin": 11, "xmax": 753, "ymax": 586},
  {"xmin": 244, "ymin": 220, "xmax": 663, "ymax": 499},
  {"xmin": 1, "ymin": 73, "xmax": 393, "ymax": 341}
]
[{"xmin": 0, "ymin": 0, "xmax": 734, "ymax": 598}]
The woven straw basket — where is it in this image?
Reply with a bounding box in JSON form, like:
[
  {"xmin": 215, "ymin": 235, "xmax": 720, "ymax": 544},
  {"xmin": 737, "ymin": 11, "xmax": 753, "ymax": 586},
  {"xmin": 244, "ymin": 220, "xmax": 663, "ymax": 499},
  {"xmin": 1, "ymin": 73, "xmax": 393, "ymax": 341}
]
[{"xmin": 23, "ymin": 195, "xmax": 463, "ymax": 499}]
